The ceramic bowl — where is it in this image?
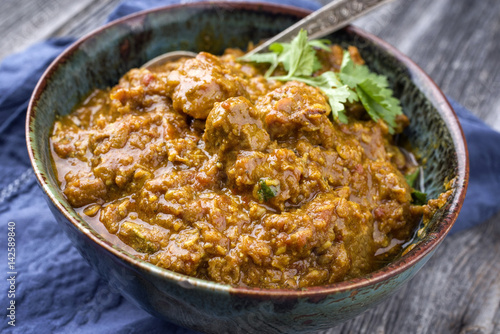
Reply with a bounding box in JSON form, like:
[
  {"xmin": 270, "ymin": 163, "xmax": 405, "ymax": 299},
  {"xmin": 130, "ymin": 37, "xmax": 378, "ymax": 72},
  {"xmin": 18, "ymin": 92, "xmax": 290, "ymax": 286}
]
[{"xmin": 26, "ymin": 2, "xmax": 468, "ymax": 333}]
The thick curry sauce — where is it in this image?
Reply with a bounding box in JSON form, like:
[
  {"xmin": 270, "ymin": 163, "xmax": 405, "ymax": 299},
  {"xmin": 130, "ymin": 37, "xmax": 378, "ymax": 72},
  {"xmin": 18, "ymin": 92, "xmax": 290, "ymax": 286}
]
[{"xmin": 50, "ymin": 47, "xmax": 436, "ymax": 288}]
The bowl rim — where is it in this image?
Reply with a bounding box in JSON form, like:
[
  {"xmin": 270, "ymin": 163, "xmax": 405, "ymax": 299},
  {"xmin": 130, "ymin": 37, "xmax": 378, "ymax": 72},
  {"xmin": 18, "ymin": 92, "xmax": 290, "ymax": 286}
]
[{"xmin": 26, "ymin": 1, "xmax": 469, "ymax": 299}]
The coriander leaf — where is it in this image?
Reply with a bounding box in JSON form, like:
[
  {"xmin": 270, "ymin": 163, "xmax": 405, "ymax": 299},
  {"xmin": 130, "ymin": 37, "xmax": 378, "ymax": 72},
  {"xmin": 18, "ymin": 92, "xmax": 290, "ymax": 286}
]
[
  {"xmin": 345, "ymin": 86, "xmax": 359, "ymax": 104},
  {"xmin": 356, "ymin": 79, "xmax": 401, "ymax": 132},
  {"xmin": 240, "ymin": 30, "xmax": 388, "ymax": 120},
  {"xmin": 278, "ymin": 44, "xmax": 292, "ymax": 73},
  {"xmin": 411, "ymin": 190, "xmax": 427, "ymax": 205},
  {"xmin": 314, "ymin": 70, "xmax": 342, "ymax": 87},
  {"xmin": 338, "ymin": 51, "xmax": 365, "ymax": 87},
  {"xmin": 308, "ymin": 39, "xmax": 332, "ymax": 52},
  {"xmin": 269, "ymin": 42, "xmax": 284, "ymax": 53},
  {"xmin": 339, "ymin": 51, "xmax": 389, "ymax": 88},
  {"xmin": 406, "ymin": 168, "xmax": 427, "ymax": 205},
  {"xmin": 322, "ymin": 86, "xmax": 351, "ymax": 123},
  {"xmin": 273, "ymin": 36, "xmax": 331, "ymax": 75},
  {"xmin": 286, "ymin": 29, "xmax": 316, "ymax": 78},
  {"xmin": 257, "ymin": 178, "xmax": 279, "ymax": 202},
  {"xmin": 239, "ymin": 52, "xmax": 277, "ymax": 64},
  {"xmin": 240, "ymin": 30, "xmax": 328, "ymax": 78},
  {"xmin": 265, "ymin": 42, "xmax": 296, "ymax": 77},
  {"xmin": 312, "ymin": 57, "xmax": 323, "ymax": 73},
  {"xmin": 405, "ymin": 169, "xmax": 420, "ymax": 187},
  {"xmin": 339, "ymin": 51, "xmax": 402, "ymax": 133},
  {"xmin": 337, "ymin": 53, "xmax": 366, "ymax": 103},
  {"xmin": 238, "ymin": 52, "xmax": 279, "ymax": 78}
]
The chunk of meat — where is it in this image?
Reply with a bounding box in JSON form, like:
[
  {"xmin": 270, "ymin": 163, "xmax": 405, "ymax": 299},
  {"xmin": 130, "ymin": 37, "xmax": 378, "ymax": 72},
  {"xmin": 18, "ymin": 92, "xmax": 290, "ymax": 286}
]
[
  {"xmin": 203, "ymin": 96, "xmax": 270, "ymax": 154},
  {"xmin": 256, "ymin": 82, "xmax": 330, "ymax": 136},
  {"xmin": 51, "ymin": 122, "xmax": 89, "ymax": 159},
  {"xmin": 226, "ymin": 149, "xmax": 305, "ymax": 209},
  {"xmin": 167, "ymin": 52, "xmax": 248, "ymax": 119},
  {"xmin": 256, "ymin": 82, "xmax": 339, "ymax": 147},
  {"xmin": 109, "ymin": 69, "xmax": 171, "ymax": 116},
  {"xmin": 149, "ymin": 228, "xmax": 205, "ymax": 275},
  {"xmin": 117, "ymin": 221, "xmax": 162, "ymax": 254},
  {"xmin": 64, "ymin": 171, "xmax": 107, "ymax": 207}
]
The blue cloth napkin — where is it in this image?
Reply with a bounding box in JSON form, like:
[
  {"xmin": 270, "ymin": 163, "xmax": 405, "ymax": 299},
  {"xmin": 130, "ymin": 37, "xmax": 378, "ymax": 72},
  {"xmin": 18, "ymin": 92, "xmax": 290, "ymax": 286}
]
[{"xmin": 1, "ymin": 0, "xmax": 499, "ymax": 333}]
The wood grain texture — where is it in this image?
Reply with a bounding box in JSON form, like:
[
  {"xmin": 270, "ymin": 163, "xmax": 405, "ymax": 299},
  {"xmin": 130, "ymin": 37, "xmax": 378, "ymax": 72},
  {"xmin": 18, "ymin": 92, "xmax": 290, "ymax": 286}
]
[
  {"xmin": 2, "ymin": 0, "xmax": 499, "ymax": 333},
  {"xmin": 351, "ymin": 0, "xmax": 500, "ymax": 131},
  {"xmin": 0, "ymin": 0, "xmax": 122, "ymax": 61}
]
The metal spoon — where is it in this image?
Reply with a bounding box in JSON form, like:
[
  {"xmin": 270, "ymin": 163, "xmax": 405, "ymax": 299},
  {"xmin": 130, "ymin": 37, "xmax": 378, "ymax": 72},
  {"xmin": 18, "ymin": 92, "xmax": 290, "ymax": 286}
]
[{"xmin": 142, "ymin": 0, "xmax": 394, "ymax": 69}]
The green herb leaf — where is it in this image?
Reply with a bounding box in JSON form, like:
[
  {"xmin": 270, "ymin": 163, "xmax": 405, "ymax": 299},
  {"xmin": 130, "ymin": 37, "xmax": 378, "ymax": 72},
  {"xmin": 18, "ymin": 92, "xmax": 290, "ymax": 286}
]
[
  {"xmin": 411, "ymin": 190, "xmax": 427, "ymax": 205},
  {"xmin": 269, "ymin": 42, "xmax": 285, "ymax": 53},
  {"xmin": 239, "ymin": 30, "xmax": 403, "ymax": 127},
  {"xmin": 312, "ymin": 57, "xmax": 323, "ymax": 73},
  {"xmin": 271, "ymin": 43, "xmax": 292, "ymax": 73},
  {"xmin": 339, "ymin": 51, "xmax": 402, "ymax": 133},
  {"xmin": 286, "ymin": 29, "xmax": 316, "ymax": 78},
  {"xmin": 240, "ymin": 30, "xmax": 350, "ymax": 118},
  {"xmin": 239, "ymin": 52, "xmax": 279, "ymax": 78},
  {"xmin": 321, "ymin": 85, "xmax": 351, "ymax": 123},
  {"xmin": 339, "ymin": 51, "xmax": 389, "ymax": 88},
  {"xmin": 405, "ymin": 169, "xmax": 420, "ymax": 187},
  {"xmin": 239, "ymin": 52, "xmax": 277, "ymax": 64},
  {"xmin": 239, "ymin": 29, "xmax": 321, "ymax": 79},
  {"xmin": 257, "ymin": 178, "xmax": 279, "ymax": 202},
  {"xmin": 308, "ymin": 39, "xmax": 332, "ymax": 52},
  {"xmin": 356, "ymin": 80, "xmax": 401, "ymax": 132}
]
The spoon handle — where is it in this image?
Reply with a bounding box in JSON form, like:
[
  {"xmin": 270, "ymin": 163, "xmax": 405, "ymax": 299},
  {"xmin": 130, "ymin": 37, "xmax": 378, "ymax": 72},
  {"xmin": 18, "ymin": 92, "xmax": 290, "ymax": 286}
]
[{"xmin": 245, "ymin": 0, "xmax": 395, "ymax": 56}]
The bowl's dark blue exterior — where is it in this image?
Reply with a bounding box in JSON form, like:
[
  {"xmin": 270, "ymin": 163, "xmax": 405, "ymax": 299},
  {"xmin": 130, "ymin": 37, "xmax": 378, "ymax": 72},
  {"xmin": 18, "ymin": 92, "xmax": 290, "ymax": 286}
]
[{"xmin": 27, "ymin": 3, "xmax": 468, "ymax": 333}]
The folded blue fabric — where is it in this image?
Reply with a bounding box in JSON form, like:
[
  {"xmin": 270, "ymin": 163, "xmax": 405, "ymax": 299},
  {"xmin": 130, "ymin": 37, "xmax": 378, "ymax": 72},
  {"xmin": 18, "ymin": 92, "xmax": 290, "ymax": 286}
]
[{"xmin": 1, "ymin": 0, "xmax": 499, "ymax": 333}]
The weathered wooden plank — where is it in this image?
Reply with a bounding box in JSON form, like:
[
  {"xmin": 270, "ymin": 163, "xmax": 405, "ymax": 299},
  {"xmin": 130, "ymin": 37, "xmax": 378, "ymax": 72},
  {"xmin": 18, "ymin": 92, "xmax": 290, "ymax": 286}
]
[
  {"xmin": 0, "ymin": 0, "xmax": 122, "ymax": 61},
  {"xmin": 0, "ymin": 0, "xmax": 94, "ymax": 60},
  {"xmin": 50, "ymin": 0, "xmax": 123, "ymax": 38},
  {"xmin": 353, "ymin": 0, "xmax": 500, "ymax": 131}
]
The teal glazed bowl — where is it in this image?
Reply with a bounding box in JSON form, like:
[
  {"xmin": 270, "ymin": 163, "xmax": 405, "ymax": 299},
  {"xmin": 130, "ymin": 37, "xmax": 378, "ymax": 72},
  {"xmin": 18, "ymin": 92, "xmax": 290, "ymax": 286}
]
[{"xmin": 26, "ymin": 2, "xmax": 468, "ymax": 333}]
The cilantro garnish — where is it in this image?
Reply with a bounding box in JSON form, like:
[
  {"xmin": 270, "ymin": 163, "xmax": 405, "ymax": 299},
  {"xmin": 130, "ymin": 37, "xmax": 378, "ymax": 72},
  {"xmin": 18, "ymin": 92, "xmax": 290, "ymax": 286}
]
[
  {"xmin": 411, "ymin": 190, "xmax": 427, "ymax": 205},
  {"xmin": 239, "ymin": 29, "xmax": 351, "ymax": 121},
  {"xmin": 257, "ymin": 178, "xmax": 279, "ymax": 202},
  {"xmin": 339, "ymin": 52, "xmax": 403, "ymax": 133},
  {"xmin": 405, "ymin": 168, "xmax": 428, "ymax": 205},
  {"xmin": 405, "ymin": 169, "xmax": 420, "ymax": 187},
  {"xmin": 239, "ymin": 29, "xmax": 403, "ymax": 131}
]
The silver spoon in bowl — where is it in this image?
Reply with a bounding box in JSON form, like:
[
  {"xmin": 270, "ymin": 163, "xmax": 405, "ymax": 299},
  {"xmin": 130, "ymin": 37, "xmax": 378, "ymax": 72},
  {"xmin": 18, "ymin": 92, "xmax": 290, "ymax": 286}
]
[{"xmin": 142, "ymin": 0, "xmax": 394, "ymax": 69}]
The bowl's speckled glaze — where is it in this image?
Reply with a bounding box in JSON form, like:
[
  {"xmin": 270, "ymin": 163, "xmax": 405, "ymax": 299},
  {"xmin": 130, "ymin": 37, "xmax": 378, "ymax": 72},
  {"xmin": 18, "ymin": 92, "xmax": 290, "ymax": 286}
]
[{"xmin": 26, "ymin": 2, "xmax": 468, "ymax": 333}]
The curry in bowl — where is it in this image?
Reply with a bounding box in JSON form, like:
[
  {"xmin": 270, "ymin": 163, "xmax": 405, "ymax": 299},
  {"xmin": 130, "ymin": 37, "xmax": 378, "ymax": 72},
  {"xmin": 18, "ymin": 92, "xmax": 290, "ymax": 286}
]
[{"xmin": 49, "ymin": 34, "xmax": 450, "ymax": 289}]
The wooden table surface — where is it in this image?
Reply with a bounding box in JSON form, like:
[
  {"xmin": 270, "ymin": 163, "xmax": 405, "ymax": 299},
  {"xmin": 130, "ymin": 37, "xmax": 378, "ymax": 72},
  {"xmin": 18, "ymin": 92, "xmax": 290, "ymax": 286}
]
[{"xmin": 2, "ymin": 0, "xmax": 499, "ymax": 333}]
